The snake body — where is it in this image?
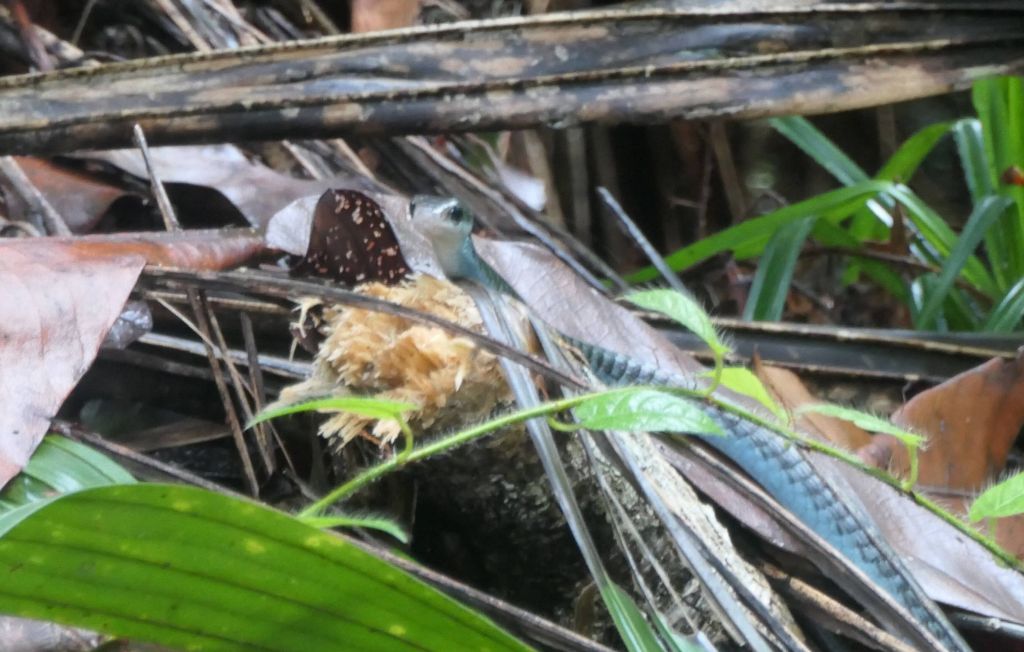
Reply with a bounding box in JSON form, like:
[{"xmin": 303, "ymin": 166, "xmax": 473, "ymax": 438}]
[{"xmin": 413, "ymin": 196, "xmax": 969, "ymax": 651}]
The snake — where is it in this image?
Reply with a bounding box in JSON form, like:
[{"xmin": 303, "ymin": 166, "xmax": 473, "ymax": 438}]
[{"xmin": 412, "ymin": 195, "xmax": 970, "ymax": 652}]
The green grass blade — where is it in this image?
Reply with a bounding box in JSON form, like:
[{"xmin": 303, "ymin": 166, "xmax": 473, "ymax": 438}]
[
  {"xmin": 915, "ymin": 195, "xmax": 1011, "ymax": 328},
  {"xmin": 876, "ymin": 121, "xmax": 955, "ymax": 182},
  {"xmin": 974, "ymin": 77, "xmax": 1024, "ymax": 282},
  {"xmin": 604, "ymin": 583, "xmax": 668, "ymax": 652},
  {"xmin": 954, "ymin": 118, "xmax": 993, "ymax": 202},
  {"xmin": 0, "ymin": 484, "xmax": 532, "ymax": 652},
  {"xmin": 889, "ymin": 185, "xmax": 998, "ymax": 297},
  {"xmin": 771, "ymin": 116, "xmax": 893, "ymax": 240},
  {"xmin": 743, "ymin": 217, "xmax": 816, "ymax": 321},
  {"xmin": 626, "ymin": 181, "xmax": 893, "ymax": 283},
  {"xmin": 770, "ymin": 116, "xmax": 868, "ymax": 185}
]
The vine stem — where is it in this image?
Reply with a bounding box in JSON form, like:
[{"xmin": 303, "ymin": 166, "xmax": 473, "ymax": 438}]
[{"xmin": 297, "ymin": 389, "xmax": 617, "ymax": 518}]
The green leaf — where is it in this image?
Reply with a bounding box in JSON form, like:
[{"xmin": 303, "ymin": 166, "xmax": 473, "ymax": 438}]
[
  {"xmin": 574, "ymin": 388, "xmax": 723, "ymax": 437},
  {"xmin": 974, "ymin": 77, "xmax": 1024, "ymax": 283},
  {"xmin": 249, "ymin": 396, "xmax": 418, "ymax": 428},
  {"xmin": 983, "ymin": 276, "xmax": 1024, "ymax": 332},
  {"xmin": 954, "ymin": 118, "xmax": 994, "ymax": 202},
  {"xmin": 970, "ymin": 472, "xmax": 1024, "ymax": 522},
  {"xmin": 625, "ymin": 289, "xmax": 729, "ymax": 356},
  {"xmin": 652, "ymin": 612, "xmax": 703, "ymax": 652},
  {"xmin": 626, "ymin": 181, "xmax": 895, "ymax": 283},
  {"xmin": 0, "ymin": 484, "xmax": 532, "ymax": 652},
  {"xmin": 603, "ymin": 583, "xmax": 667, "ymax": 652},
  {"xmin": 797, "ymin": 404, "xmax": 924, "ymax": 448},
  {"xmin": 0, "ymin": 435, "xmax": 135, "ymax": 519},
  {"xmin": 916, "ymin": 195, "xmax": 1013, "ymax": 328},
  {"xmin": 716, "ymin": 367, "xmax": 786, "ymax": 422},
  {"xmin": 770, "ymin": 116, "xmax": 869, "ymax": 185},
  {"xmin": 877, "ymin": 121, "xmax": 955, "ymax": 182},
  {"xmin": 300, "ymin": 514, "xmax": 411, "ymax": 544},
  {"xmin": 742, "ymin": 217, "xmax": 816, "ymax": 321},
  {"xmin": 889, "ymin": 184, "xmax": 997, "ymax": 297}
]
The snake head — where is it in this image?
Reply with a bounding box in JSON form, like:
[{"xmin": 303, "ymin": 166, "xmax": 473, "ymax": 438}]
[{"xmin": 410, "ymin": 195, "xmax": 476, "ymax": 279}]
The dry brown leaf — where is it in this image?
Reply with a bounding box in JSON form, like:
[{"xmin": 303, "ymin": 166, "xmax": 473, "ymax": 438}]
[
  {"xmin": 38, "ymin": 229, "xmax": 265, "ymax": 270},
  {"xmin": 6, "ymin": 157, "xmax": 130, "ymax": 233},
  {"xmin": 754, "ymin": 361, "xmax": 872, "ymax": 450},
  {"xmin": 891, "ymin": 353, "xmax": 1024, "ymax": 490},
  {"xmin": 83, "ymin": 146, "xmax": 360, "ymax": 229},
  {"xmin": 0, "ymin": 240, "xmax": 143, "ymax": 487}
]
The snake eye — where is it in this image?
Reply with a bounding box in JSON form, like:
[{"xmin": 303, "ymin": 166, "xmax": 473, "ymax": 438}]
[{"xmin": 446, "ymin": 202, "xmax": 474, "ymax": 229}]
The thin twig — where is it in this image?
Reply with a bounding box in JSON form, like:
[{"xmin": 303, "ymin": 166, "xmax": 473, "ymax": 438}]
[
  {"xmin": 597, "ymin": 186, "xmax": 690, "ymax": 296},
  {"xmin": 0, "ymin": 156, "xmax": 71, "ymax": 235},
  {"xmin": 140, "ymin": 267, "xmax": 587, "ymax": 390},
  {"xmin": 133, "ymin": 123, "xmax": 259, "ymax": 495},
  {"xmin": 53, "ymin": 421, "xmax": 245, "ymax": 499}
]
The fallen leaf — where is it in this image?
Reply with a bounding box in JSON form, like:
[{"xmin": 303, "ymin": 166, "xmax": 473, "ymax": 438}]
[
  {"xmin": 4, "ymin": 157, "xmax": 131, "ymax": 233},
  {"xmin": 81, "ymin": 145, "xmax": 363, "ymax": 229},
  {"xmin": 0, "ymin": 241, "xmax": 143, "ymax": 488},
  {"xmin": 891, "ymin": 353, "xmax": 1024, "ymax": 490},
  {"xmin": 755, "ymin": 361, "xmax": 873, "ymax": 451},
  {"xmin": 33, "ymin": 229, "xmax": 265, "ymax": 270}
]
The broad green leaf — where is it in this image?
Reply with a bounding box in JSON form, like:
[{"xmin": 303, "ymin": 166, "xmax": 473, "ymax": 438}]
[
  {"xmin": 916, "ymin": 195, "xmax": 1013, "ymax": 328},
  {"xmin": 743, "ymin": 218, "xmax": 816, "ymax": 321},
  {"xmin": 574, "ymin": 389, "xmax": 723, "ymax": 436},
  {"xmin": 970, "ymin": 472, "xmax": 1024, "ymax": 522},
  {"xmin": 716, "ymin": 367, "xmax": 786, "ymax": 422},
  {"xmin": 983, "ymin": 277, "xmax": 1024, "ymax": 332},
  {"xmin": 249, "ymin": 396, "xmax": 417, "ymax": 428},
  {"xmin": 0, "ymin": 435, "xmax": 135, "ymax": 519},
  {"xmin": 300, "ymin": 514, "xmax": 410, "ymax": 544},
  {"xmin": 626, "ymin": 181, "xmax": 894, "ymax": 283},
  {"xmin": 797, "ymin": 404, "xmax": 924, "ymax": 448},
  {"xmin": 625, "ymin": 289, "xmax": 729, "ymax": 356},
  {"xmin": 0, "ymin": 484, "xmax": 532, "ymax": 652},
  {"xmin": 603, "ymin": 583, "xmax": 667, "ymax": 652}
]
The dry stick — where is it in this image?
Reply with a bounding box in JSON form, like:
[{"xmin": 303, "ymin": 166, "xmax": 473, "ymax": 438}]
[
  {"xmin": 241, "ymin": 313, "xmax": 297, "ymax": 476},
  {"xmin": 207, "ymin": 307, "xmax": 275, "ymax": 474},
  {"xmin": 597, "ymin": 186, "xmax": 690, "ymax": 297},
  {"xmin": 135, "ymin": 330, "xmax": 309, "ymax": 380},
  {"xmin": 141, "ymin": 267, "xmax": 588, "ymax": 391},
  {"xmin": 189, "ymin": 291, "xmax": 260, "ymax": 495},
  {"xmin": 760, "ymin": 565, "xmax": 917, "ymax": 652},
  {"xmin": 132, "ymin": 123, "xmax": 260, "ymax": 496},
  {"xmin": 709, "ymin": 121, "xmax": 746, "ymax": 224},
  {"xmin": 565, "ymin": 127, "xmax": 592, "ymax": 247}
]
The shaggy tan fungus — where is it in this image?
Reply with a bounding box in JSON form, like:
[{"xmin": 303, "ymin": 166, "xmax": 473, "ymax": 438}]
[{"xmin": 280, "ymin": 274, "xmax": 517, "ymax": 446}]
